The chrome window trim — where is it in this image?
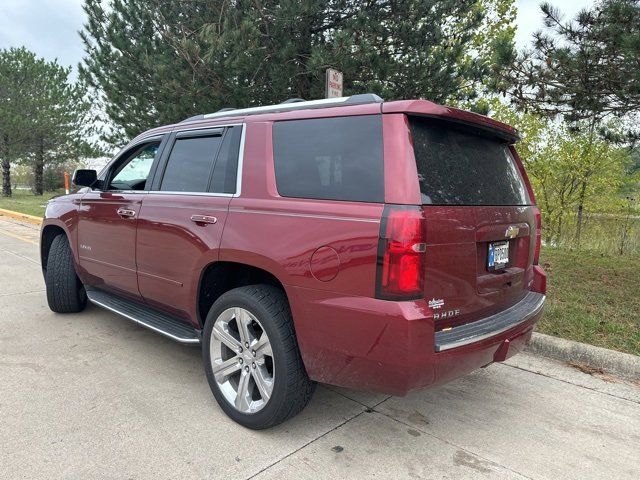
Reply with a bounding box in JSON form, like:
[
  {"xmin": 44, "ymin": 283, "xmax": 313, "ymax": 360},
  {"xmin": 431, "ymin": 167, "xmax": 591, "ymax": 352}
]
[
  {"xmin": 146, "ymin": 191, "xmax": 234, "ymax": 198},
  {"xmin": 233, "ymin": 123, "xmax": 246, "ymax": 197},
  {"xmin": 87, "ymin": 190, "xmax": 149, "ymax": 194},
  {"xmin": 95, "ymin": 123, "xmax": 245, "ymax": 198},
  {"xmin": 172, "ymin": 122, "xmax": 242, "ymax": 133},
  {"xmin": 147, "ymin": 122, "xmax": 245, "ymax": 198}
]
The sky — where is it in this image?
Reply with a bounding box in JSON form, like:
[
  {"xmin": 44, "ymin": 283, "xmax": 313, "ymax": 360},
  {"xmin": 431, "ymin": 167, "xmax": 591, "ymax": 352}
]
[{"xmin": 0, "ymin": 0, "xmax": 594, "ymax": 76}]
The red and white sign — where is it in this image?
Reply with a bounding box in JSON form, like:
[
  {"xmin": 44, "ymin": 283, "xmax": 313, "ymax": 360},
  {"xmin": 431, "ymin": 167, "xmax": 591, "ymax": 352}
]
[{"xmin": 325, "ymin": 68, "xmax": 343, "ymax": 98}]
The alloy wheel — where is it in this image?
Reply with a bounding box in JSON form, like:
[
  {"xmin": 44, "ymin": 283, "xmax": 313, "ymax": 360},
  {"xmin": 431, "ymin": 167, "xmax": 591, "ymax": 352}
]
[{"xmin": 209, "ymin": 307, "xmax": 274, "ymax": 414}]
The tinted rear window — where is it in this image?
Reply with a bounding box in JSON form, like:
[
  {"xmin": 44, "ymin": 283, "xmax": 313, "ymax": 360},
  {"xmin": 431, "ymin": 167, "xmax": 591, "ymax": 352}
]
[
  {"xmin": 273, "ymin": 115, "xmax": 384, "ymax": 203},
  {"xmin": 409, "ymin": 118, "xmax": 529, "ymax": 206},
  {"xmin": 160, "ymin": 135, "xmax": 222, "ymax": 192}
]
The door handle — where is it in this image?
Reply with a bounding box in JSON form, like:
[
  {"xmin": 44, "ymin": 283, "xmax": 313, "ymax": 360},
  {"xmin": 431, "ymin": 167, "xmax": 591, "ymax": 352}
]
[
  {"xmin": 190, "ymin": 214, "xmax": 217, "ymax": 225},
  {"xmin": 117, "ymin": 208, "xmax": 136, "ymax": 218}
]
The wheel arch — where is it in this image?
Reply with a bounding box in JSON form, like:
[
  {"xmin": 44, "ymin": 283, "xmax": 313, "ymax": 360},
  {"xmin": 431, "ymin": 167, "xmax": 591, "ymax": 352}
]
[
  {"xmin": 196, "ymin": 261, "xmax": 290, "ymax": 329},
  {"xmin": 40, "ymin": 223, "xmax": 69, "ymax": 273}
]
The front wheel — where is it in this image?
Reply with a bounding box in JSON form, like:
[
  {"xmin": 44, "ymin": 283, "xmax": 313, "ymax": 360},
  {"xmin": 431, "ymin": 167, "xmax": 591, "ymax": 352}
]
[
  {"xmin": 202, "ymin": 285, "xmax": 315, "ymax": 429},
  {"xmin": 45, "ymin": 234, "xmax": 87, "ymax": 313}
]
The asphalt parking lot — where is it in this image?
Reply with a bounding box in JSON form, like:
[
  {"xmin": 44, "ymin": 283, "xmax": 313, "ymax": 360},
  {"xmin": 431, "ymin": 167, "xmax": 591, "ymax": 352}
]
[{"xmin": 1, "ymin": 216, "xmax": 639, "ymax": 480}]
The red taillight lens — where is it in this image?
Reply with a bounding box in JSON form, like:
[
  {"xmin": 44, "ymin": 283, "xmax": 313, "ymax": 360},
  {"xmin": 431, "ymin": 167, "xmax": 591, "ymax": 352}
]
[
  {"xmin": 533, "ymin": 207, "xmax": 542, "ymax": 265},
  {"xmin": 376, "ymin": 205, "xmax": 426, "ymax": 300}
]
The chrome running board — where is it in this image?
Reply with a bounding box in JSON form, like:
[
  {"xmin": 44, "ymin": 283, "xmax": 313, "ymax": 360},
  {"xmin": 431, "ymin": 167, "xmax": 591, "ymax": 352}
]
[{"xmin": 86, "ymin": 290, "xmax": 200, "ymax": 344}]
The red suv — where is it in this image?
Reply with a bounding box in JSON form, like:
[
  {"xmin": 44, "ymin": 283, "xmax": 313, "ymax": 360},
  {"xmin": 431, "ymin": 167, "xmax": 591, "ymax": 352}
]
[{"xmin": 41, "ymin": 94, "xmax": 546, "ymax": 429}]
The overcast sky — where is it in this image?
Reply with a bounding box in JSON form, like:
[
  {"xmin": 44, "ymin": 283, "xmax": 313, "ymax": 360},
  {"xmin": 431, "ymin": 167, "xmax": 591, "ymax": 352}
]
[{"xmin": 0, "ymin": 0, "xmax": 594, "ymax": 76}]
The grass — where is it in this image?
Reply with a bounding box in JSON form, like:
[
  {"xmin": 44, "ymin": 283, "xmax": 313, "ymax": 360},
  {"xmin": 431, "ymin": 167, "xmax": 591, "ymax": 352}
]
[
  {"xmin": 0, "ymin": 189, "xmax": 65, "ymax": 217},
  {"xmin": 539, "ymin": 247, "xmax": 640, "ymax": 356}
]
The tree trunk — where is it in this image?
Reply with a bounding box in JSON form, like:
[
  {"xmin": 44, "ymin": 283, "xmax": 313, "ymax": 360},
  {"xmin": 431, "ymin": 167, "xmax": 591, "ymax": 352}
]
[
  {"xmin": 1, "ymin": 158, "xmax": 11, "ymax": 197},
  {"xmin": 33, "ymin": 138, "xmax": 44, "ymax": 196},
  {"xmin": 574, "ymin": 180, "xmax": 588, "ymax": 250},
  {"xmin": 1, "ymin": 134, "xmax": 11, "ymax": 197}
]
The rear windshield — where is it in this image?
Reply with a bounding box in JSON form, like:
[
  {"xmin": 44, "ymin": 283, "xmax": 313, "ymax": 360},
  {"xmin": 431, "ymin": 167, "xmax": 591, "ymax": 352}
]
[
  {"xmin": 273, "ymin": 115, "xmax": 384, "ymax": 203},
  {"xmin": 409, "ymin": 118, "xmax": 530, "ymax": 206}
]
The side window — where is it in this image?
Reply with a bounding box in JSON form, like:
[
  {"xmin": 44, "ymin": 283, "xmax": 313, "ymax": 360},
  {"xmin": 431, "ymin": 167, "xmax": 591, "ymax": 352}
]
[
  {"xmin": 272, "ymin": 115, "xmax": 384, "ymax": 203},
  {"xmin": 209, "ymin": 126, "xmax": 242, "ymax": 194},
  {"xmin": 160, "ymin": 134, "xmax": 223, "ymax": 192},
  {"xmin": 108, "ymin": 142, "xmax": 159, "ymax": 191}
]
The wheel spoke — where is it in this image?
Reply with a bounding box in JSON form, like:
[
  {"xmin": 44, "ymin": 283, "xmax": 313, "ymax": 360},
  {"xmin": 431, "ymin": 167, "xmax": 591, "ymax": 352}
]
[
  {"xmin": 252, "ymin": 366, "xmax": 273, "ymax": 402},
  {"xmin": 212, "ymin": 322, "xmax": 241, "ymax": 351},
  {"xmin": 235, "ymin": 308, "xmax": 252, "ymax": 345},
  {"xmin": 211, "ymin": 356, "xmax": 241, "ymax": 383},
  {"xmin": 235, "ymin": 369, "xmax": 252, "ymax": 411},
  {"xmin": 252, "ymin": 332, "xmax": 272, "ymax": 357}
]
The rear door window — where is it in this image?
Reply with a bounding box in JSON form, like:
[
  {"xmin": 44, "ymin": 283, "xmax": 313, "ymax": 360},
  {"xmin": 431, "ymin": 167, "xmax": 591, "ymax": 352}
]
[
  {"xmin": 409, "ymin": 118, "xmax": 530, "ymax": 206},
  {"xmin": 273, "ymin": 115, "xmax": 384, "ymax": 203},
  {"xmin": 209, "ymin": 126, "xmax": 242, "ymax": 194},
  {"xmin": 160, "ymin": 134, "xmax": 223, "ymax": 192}
]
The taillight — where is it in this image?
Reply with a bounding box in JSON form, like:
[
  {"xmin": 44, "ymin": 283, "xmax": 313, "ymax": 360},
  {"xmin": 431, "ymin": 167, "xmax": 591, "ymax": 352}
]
[
  {"xmin": 533, "ymin": 207, "xmax": 542, "ymax": 265},
  {"xmin": 376, "ymin": 205, "xmax": 426, "ymax": 300}
]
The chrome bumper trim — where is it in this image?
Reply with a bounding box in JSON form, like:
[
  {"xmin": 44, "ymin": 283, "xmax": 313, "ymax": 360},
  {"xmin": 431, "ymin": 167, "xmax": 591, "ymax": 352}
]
[{"xmin": 435, "ymin": 291, "xmax": 545, "ymax": 352}]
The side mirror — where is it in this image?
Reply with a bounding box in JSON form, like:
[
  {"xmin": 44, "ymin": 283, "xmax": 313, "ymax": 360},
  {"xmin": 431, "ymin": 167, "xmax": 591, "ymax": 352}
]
[{"xmin": 72, "ymin": 169, "xmax": 98, "ymax": 188}]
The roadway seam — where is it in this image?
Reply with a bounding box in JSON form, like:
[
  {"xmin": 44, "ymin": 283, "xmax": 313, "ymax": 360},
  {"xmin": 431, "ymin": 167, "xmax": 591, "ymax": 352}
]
[
  {"xmin": 0, "ymin": 248, "xmax": 41, "ymax": 266},
  {"xmin": 373, "ymin": 408, "xmax": 536, "ymax": 480},
  {"xmin": 0, "ymin": 289, "xmax": 45, "ymax": 297},
  {"xmin": 322, "ymin": 385, "xmax": 392, "ymax": 410},
  {"xmin": 498, "ymin": 361, "xmax": 640, "ymax": 405},
  {"xmin": 287, "ymin": 387, "xmax": 535, "ymax": 479},
  {"xmin": 245, "ymin": 406, "xmax": 367, "ymax": 479}
]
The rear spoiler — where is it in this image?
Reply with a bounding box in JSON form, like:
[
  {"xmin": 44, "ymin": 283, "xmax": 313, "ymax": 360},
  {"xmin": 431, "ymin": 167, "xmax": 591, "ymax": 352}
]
[{"xmin": 383, "ymin": 100, "xmax": 520, "ymax": 144}]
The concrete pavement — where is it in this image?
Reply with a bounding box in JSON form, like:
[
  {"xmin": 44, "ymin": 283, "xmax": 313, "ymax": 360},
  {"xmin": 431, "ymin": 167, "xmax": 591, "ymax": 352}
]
[{"xmin": 1, "ymin": 217, "xmax": 639, "ymax": 480}]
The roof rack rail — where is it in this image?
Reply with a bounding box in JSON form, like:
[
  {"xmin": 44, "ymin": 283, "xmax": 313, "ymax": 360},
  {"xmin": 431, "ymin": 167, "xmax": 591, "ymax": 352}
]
[
  {"xmin": 179, "ymin": 114, "xmax": 205, "ymax": 123},
  {"xmin": 179, "ymin": 93, "xmax": 383, "ymax": 123}
]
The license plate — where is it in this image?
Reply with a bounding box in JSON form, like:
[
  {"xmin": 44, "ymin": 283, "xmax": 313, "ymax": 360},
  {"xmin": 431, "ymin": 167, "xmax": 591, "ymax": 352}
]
[{"xmin": 488, "ymin": 241, "xmax": 509, "ymax": 270}]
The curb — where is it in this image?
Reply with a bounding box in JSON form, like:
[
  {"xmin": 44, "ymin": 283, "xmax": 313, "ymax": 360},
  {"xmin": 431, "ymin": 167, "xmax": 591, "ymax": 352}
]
[
  {"xmin": 0, "ymin": 208, "xmax": 43, "ymax": 226},
  {"xmin": 526, "ymin": 332, "xmax": 640, "ymax": 382}
]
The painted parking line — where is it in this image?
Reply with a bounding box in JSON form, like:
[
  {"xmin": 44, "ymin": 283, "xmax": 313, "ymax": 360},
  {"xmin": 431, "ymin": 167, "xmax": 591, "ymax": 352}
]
[
  {"xmin": 0, "ymin": 228, "xmax": 39, "ymax": 246},
  {"xmin": 0, "ymin": 217, "xmax": 40, "ymax": 246},
  {"xmin": 0, "ymin": 227, "xmax": 39, "ymax": 246}
]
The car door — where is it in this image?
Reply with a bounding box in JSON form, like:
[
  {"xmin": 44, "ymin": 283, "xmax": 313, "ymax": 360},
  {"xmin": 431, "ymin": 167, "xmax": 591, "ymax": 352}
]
[
  {"xmin": 77, "ymin": 136, "xmax": 166, "ymax": 299},
  {"xmin": 135, "ymin": 125, "xmax": 243, "ymax": 322}
]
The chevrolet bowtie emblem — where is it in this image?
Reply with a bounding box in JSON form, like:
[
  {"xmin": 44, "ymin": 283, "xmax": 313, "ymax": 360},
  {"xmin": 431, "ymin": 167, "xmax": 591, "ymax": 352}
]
[{"xmin": 505, "ymin": 226, "xmax": 519, "ymax": 239}]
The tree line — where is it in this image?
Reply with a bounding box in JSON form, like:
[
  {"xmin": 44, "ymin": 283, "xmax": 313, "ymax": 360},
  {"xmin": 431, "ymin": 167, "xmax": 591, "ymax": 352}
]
[
  {"xmin": 0, "ymin": 48, "xmax": 98, "ymax": 196},
  {"xmin": 0, "ymin": 0, "xmax": 638, "ymax": 252}
]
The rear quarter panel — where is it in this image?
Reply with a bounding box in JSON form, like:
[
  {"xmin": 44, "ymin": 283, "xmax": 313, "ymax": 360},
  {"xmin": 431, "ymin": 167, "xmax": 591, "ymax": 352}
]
[
  {"xmin": 220, "ymin": 121, "xmax": 385, "ymax": 379},
  {"xmin": 220, "ymin": 121, "xmax": 384, "ymax": 296}
]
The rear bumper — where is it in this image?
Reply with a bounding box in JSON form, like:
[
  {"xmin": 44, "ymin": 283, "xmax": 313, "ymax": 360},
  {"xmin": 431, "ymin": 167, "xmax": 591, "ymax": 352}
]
[
  {"xmin": 435, "ymin": 291, "xmax": 545, "ymax": 352},
  {"xmin": 289, "ymin": 287, "xmax": 545, "ymax": 396}
]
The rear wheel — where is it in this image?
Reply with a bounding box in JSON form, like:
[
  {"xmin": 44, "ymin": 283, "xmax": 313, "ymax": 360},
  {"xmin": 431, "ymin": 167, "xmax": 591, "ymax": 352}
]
[
  {"xmin": 202, "ymin": 285, "xmax": 315, "ymax": 429},
  {"xmin": 45, "ymin": 234, "xmax": 87, "ymax": 313}
]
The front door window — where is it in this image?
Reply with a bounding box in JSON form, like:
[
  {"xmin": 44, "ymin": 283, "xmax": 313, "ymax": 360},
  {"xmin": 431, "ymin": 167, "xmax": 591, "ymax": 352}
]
[{"xmin": 108, "ymin": 143, "xmax": 159, "ymax": 191}]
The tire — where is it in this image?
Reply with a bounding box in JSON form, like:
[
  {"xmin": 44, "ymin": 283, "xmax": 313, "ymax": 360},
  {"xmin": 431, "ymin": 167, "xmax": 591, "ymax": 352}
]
[
  {"xmin": 202, "ymin": 284, "xmax": 316, "ymax": 429},
  {"xmin": 45, "ymin": 234, "xmax": 87, "ymax": 313}
]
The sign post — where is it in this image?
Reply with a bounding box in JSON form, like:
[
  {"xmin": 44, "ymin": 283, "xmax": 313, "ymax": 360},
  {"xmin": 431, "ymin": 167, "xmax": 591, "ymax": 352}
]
[
  {"xmin": 325, "ymin": 68, "xmax": 343, "ymax": 98},
  {"xmin": 64, "ymin": 171, "xmax": 70, "ymax": 194}
]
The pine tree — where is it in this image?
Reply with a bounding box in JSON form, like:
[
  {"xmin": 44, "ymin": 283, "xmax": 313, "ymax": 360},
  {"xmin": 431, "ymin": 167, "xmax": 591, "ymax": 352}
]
[
  {"xmin": 0, "ymin": 47, "xmax": 98, "ymax": 196},
  {"xmin": 494, "ymin": 0, "xmax": 640, "ymax": 248},
  {"xmin": 0, "ymin": 48, "xmax": 42, "ymax": 197},
  {"xmin": 494, "ymin": 0, "xmax": 640, "ymax": 130},
  {"xmin": 80, "ymin": 0, "xmax": 516, "ymax": 144}
]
